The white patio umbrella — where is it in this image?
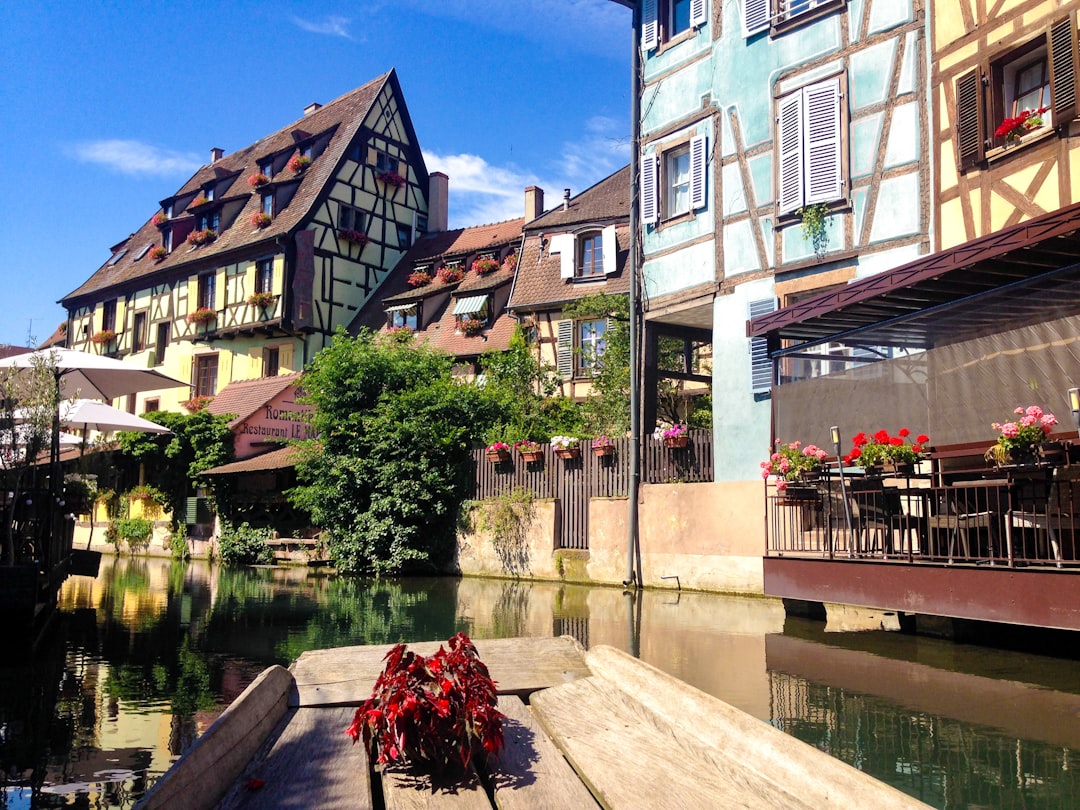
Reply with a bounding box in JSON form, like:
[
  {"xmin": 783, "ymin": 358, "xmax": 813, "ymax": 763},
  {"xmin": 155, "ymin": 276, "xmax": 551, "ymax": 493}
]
[
  {"xmin": 0, "ymin": 348, "xmax": 188, "ymax": 401},
  {"xmin": 59, "ymin": 399, "xmax": 172, "ymax": 436}
]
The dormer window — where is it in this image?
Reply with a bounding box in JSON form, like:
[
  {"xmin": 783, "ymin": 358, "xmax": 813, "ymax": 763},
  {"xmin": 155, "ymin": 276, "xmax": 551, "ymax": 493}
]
[
  {"xmin": 197, "ymin": 211, "xmax": 220, "ymax": 233},
  {"xmin": 203, "ymin": 185, "xmax": 215, "ymax": 202},
  {"xmin": 261, "ymin": 194, "xmax": 274, "ymax": 217},
  {"xmin": 260, "ymin": 160, "xmax": 274, "ymax": 178},
  {"xmin": 164, "ymin": 203, "xmax": 173, "ymax": 218},
  {"xmin": 452, "ymin": 294, "xmax": 489, "ymax": 332},
  {"xmin": 578, "ymin": 232, "xmax": 604, "ymax": 278},
  {"xmin": 386, "ymin": 302, "xmax": 419, "ymax": 330},
  {"xmin": 551, "ymin": 226, "xmax": 617, "ymax": 279},
  {"xmin": 163, "ymin": 229, "xmax": 173, "ymax": 253}
]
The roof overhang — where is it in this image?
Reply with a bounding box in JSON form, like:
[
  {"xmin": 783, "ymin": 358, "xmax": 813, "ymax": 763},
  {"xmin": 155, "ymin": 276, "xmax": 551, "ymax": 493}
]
[{"xmin": 749, "ymin": 202, "xmax": 1080, "ymax": 354}]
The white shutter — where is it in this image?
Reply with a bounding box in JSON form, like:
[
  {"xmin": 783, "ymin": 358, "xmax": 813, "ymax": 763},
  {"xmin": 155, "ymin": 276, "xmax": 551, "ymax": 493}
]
[
  {"xmin": 690, "ymin": 0, "xmax": 708, "ymax": 28},
  {"xmin": 803, "ymin": 78, "xmax": 843, "ymax": 205},
  {"xmin": 601, "ymin": 225, "xmax": 616, "ymax": 275},
  {"xmin": 689, "ymin": 134, "xmax": 707, "ymax": 211},
  {"xmin": 641, "ymin": 151, "xmax": 658, "ymax": 225},
  {"xmin": 550, "ymin": 233, "xmax": 576, "ymax": 279},
  {"xmin": 777, "ymin": 92, "xmax": 804, "ymax": 215},
  {"xmin": 643, "ymin": 0, "xmax": 659, "ymax": 51},
  {"xmin": 556, "ymin": 319, "xmax": 574, "ymax": 379},
  {"xmin": 748, "ymin": 298, "xmax": 777, "ymax": 394},
  {"xmin": 743, "ymin": 0, "xmax": 769, "ymax": 36}
]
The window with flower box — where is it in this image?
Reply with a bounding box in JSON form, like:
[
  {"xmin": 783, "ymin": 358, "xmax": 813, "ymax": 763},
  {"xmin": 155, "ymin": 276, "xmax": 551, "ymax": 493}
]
[
  {"xmin": 339, "ymin": 205, "xmax": 365, "ymax": 233},
  {"xmin": 643, "ymin": 0, "xmax": 707, "ymax": 51},
  {"xmin": 260, "ymin": 160, "xmax": 274, "ymax": 178},
  {"xmin": 101, "ymin": 300, "xmax": 116, "ymax": 333},
  {"xmin": 956, "ymin": 13, "xmax": 1078, "ymax": 170},
  {"xmin": 197, "ymin": 273, "xmax": 216, "ymax": 312},
  {"xmin": 386, "ymin": 303, "xmax": 419, "ymax": 331},
  {"xmin": 255, "ymin": 259, "xmax": 273, "ymax": 295},
  {"xmin": 261, "ymin": 194, "xmax": 274, "ymax": 217},
  {"xmin": 776, "ymin": 76, "xmax": 845, "ymax": 216},
  {"xmin": 743, "ymin": 0, "xmax": 845, "ymax": 38},
  {"xmin": 196, "ymin": 211, "xmax": 220, "ymax": 233},
  {"xmin": 375, "ymin": 151, "xmax": 400, "ymax": 175}
]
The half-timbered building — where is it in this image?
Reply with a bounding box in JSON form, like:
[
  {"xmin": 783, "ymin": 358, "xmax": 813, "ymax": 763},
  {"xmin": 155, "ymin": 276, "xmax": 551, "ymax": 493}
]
[{"xmin": 60, "ymin": 70, "xmax": 430, "ymax": 413}]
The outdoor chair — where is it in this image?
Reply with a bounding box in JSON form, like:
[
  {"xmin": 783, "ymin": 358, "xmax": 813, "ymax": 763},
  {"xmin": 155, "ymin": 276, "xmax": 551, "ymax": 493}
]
[
  {"xmin": 925, "ymin": 481, "xmax": 1008, "ymax": 564},
  {"xmin": 1008, "ymin": 465, "xmax": 1080, "ymax": 567}
]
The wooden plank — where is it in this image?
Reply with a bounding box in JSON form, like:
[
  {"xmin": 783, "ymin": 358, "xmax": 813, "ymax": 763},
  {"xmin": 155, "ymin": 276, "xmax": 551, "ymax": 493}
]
[
  {"xmin": 380, "ymin": 767, "xmax": 491, "ymax": 810},
  {"xmin": 489, "ymin": 696, "xmax": 597, "ymax": 810},
  {"xmin": 531, "ymin": 675, "xmax": 815, "ymax": 809},
  {"xmin": 217, "ymin": 706, "xmax": 373, "ymax": 810},
  {"xmin": 577, "ymin": 646, "xmax": 930, "ymax": 809},
  {"xmin": 135, "ymin": 665, "xmax": 293, "ymax": 810},
  {"xmin": 291, "ymin": 636, "xmax": 588, "ymax": 708}
]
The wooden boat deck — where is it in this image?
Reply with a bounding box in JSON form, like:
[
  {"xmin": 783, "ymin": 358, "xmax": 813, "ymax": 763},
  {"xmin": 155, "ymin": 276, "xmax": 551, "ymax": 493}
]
[{"xmin": 135, "ymin": 636, "xmax": 930, "ymax": 810}]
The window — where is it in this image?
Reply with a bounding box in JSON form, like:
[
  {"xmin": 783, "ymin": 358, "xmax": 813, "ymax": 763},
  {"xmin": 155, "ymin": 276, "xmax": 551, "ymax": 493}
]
[
  {"xmin": 776, "ymin": 76, "xmax": 844, "ymax": 215},
  {"xmin": 126, "ymin": 394, "xmax": 136, "ymax": 415},
  {"xmin": 577, "ymin": 319, "xmax": 608, "ymax": 375},
  {"xmin": 956, "ymin": 15, "xmax": 1078, "ymax": 170},
  {"xmin": 387, "ymin": 303, "xmax": 418, "ymax": 330},
  {"xmin": 256, "ymin": 259, "xmax": 274, "ymax": 294},
  {"xmin": 340, "ymin": 205, "xmax": 365, "ymax": 232},
  {"xmin": 203, "ymin": 185, "xmax": 215, "ymax": 202},
  {"xmin": 748, "ymin": 298, "xmax": 777, "ymax": 394},
  {"xmin": 260, "ymin": 160, "xmax": 274, "ymax": 178},
  {"xmin": 641, "ymin": 135, "xmax": 707, "ymax": 224},
  {"xmin": 133, "ymin": 243, "xmax": 152, "ymax": 261},
  {"xmin": 197, "ymin": 211, "xmax": 220, "ymax": 233},
  {"xmin": 164, "ymin": 203, "xmax": 173, "ymax": 219},
  {"xmin": 397, "ymin": 223, "xmax": 412, "ymax": 247},
  {"xmin": 155, "ymin": 322, "xmax": 170, "ymax": 364},
  {"xmin": 376, "ymin": 152, "xmax": 399, "ymax": 174},
  {"xmin": 143, "ymin": 399, "xmax": 159, "ymax": 414},
  {"xmin": 643, "ymin": 0, "xmax": 707, "ymax": 50},
  {"xmin": 132, "ymin": 312, "xmax": 147, "ymax": 352},
  {"xmin": 743, "ymin": 0, "xmax": 845, "ymax": 37},
  {"xmin": 264, "ymin": 347, "xmax": 280, "ymax": 378},
  {"xmin": 578, "ymin": 233, "xmax": 604, "ymax": 278},
  {"xmin": 300, "ymin": 145, "xmax": 312, "ymax": 159},
  {"xmin": 194, "ymin": 355, "xmax": 218, "ymax": 399},
  {"xmin": 108, "ymin": 249, "xmax": 127, "ymax": 267},
  {"xmin": 261, "ymin": 194, "xmax": 274, "ymax": 217},
  {"xmin": 101, "ymin": 300, "xmax": 116, "ymax": 333},
  {"xmin": 198, "ymin": 273, "xmax": 216, "ymax": 311},
  {"xmin": 163, "ymin": 229, "xmax": 173, "ymax": 253}
]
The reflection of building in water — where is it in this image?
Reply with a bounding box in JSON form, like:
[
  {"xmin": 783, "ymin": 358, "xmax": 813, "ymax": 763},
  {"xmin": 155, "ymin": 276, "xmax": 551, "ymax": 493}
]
[{"xmin": 553, "ymin": 615, "xmax": 589, "ymax": 650}]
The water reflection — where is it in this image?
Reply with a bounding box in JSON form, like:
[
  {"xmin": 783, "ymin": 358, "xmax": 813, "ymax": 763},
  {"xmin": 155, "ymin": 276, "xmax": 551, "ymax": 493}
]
[{"xmin": 0, "ymin": 556, "xmax": 1076, "ymax": 808}]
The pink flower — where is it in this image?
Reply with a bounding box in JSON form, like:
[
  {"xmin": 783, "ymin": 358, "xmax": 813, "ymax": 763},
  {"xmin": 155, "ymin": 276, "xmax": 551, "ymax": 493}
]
[
  {"xmin": 761, "ymin": 469, "xmax": 771, "ymax": 479},
  {"xmin": 1015, "ymin": 407, "xmax": 1025, "ymax": 415},
  {"xmin": 1041, "ymin": 414, "xmax": 1058, "ymax": 428},
  {"xmin": 1001, "ymin": 422, "xmax": 1020, "ymax": 438},
  {"xmin": 1026, "ymin": 405, "xmax": 1044, "ymax": 419}
]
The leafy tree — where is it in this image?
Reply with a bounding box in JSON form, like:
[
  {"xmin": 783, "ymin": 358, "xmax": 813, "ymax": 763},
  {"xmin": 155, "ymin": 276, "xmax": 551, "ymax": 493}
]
[
  {"xmin": 289, "ymin": 329, "xmax": 506, "ymax": 575},
  {"xmin": 116, "ymin": 409, "xmax": 234, "ymax": 525}
]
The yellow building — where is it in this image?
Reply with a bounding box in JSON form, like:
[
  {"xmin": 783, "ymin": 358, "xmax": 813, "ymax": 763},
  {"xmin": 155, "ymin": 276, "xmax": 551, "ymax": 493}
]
[
  {"xmin": 935, "ymin": 2, "xmax": 1080, "ymax": 247},
  {"xmin": 61, "ymin": 70, "xmax": 432, "ymax": 412}
]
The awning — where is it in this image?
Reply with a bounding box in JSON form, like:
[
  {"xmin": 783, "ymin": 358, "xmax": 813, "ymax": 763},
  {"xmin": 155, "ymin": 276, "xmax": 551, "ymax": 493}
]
[
  {"xmin": 748, "ymin": 201, "xmax": 1080, "ymax": 352},
  {"xmin": 384, "ymin": 302, "xmax": 416, "ymax": 313},
  {"xmin": 452, "ymin": 295, "xmax": 488, "ymax": 316}
]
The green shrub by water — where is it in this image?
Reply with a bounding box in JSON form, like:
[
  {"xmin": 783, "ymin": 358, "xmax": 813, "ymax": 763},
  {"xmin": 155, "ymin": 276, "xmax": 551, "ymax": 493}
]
[{"xmin": 217, "ymin": 520, "xmax": 274, "ymax": 565}]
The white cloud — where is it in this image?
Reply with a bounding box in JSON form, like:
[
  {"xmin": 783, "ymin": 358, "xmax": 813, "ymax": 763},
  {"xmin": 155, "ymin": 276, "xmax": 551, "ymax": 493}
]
[
  {"xmin": 68, "ymin": 140, "xmax": 203, "ymax": 176},
  {"xmin": 291, "ymin": 15, "xmax": 353, "ymax": 39},
  {"xmin": 426, "ymin": 116, "xmax": 630, "ymax": 228}
]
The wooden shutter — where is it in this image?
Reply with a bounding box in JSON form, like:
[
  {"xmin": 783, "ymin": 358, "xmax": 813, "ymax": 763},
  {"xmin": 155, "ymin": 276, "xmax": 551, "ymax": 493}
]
[
  {"xmin": 550, "ymin": 233, "xmax": 576, "ymax": 279},
  {"xmin": 777, "ymin": 92, "xmax": 804, "ymax": 214},
  {"xmin": 214, "ymin": 269, "xmax": 226, "ymax": 310},
  {"xmin": 743, "ymin": 0, "xmax": 769, "ymax": 36},
  {"xmin": 601, "ymin": 225, "xmax": 617, "ymax": 275},
  {"xmin": 556, "ymin": 319, "xmax": 574, "ymax": 379},
  {"xmin": 280, "ymin": 343, "xmax": 294, "ymax": 372},
  {"xmin": 115, "ymin": 298, "xmax": 127, "ymax": 336},
  {"xmin": 643, "ymin": 0, "xmax": 659, "ymax": 51},
  {"xmin": 748, "ymin": 298, "xmax": 777, "ymax": 394},
  {"xmin": 1049, "ymin": 13, "xmax": 1079, "ymax": 127},
  {"xmin": 186, "ymin": 277, "xmax": 199, "ymax": 315},
  {"xmin": 690, "ymin": 0, "xmax": 708, "ymax": 29},
  {"xmin": 689, "ymin": 134, "xmax": 708, "ymax": 210},
  {"xmin": 271, "ymin": 258, "xmax": 283, "ymax": 295},
  {"xmin": 955, "ymin": 68, "xmax": 985, "ymax": 172},
  {"xmin": 641, "ymin": 151, "xmax": 659, "ymax": 224},
  {"xmin": 803, "ymin": 78, "xmax": 842, "ymax": 205}
]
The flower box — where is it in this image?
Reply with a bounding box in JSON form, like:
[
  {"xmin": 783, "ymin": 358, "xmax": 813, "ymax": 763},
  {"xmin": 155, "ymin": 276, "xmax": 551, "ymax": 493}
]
[
  {"xmin": 247, "ymin": 172, "xmax": 270, "ymax": 188},
  {"xmin": 247, "ymin": 292, "xmax": 276, "ymax": 308},
  {"xmin": 408, "ymin": 270, "xmax": 432, "ymax": 287},
  {"xmin": 995, "ymin": 107, "xmax": 1049, "ymax": 143},
  {"xmin": 288, "ymin": 155, "xmax": 312, "ymax": 174},
  {"xmin": 249, "ymin": 212, "xmax": 272, "ymax": 229},
  {"xmin": 593, "ymin": 444, "xmax": 615, "ymax": 457},
  {"xmin": 436, "ymin": 265, "xmax": 463, "ymax": 284},
  {"xmin": 378, "ymin": 171, "xmax": 406, "ymax": 188},
  {"xmin": 459, "ymin": 317, "xmax": 484, "ymax": 336},
  {"xmin": 339, "ymin": 228, "xmax": 369, "ymax": 247},
  {"xmin": 151, "ymin": 213, "xmax": 169, "ymax": 227},
  {"xmin": 471, "ymin": 258, "xmax": 499, "ymax": 275},
  {"xmin": 664, "ymin": 435, "xmax": 689, "ymax": 448},
  {"xmin": 149, "ymin": 246, "xmax": 167, "ymax": 262},
  {"xmin": 515, "ymin": 441, "xmax": 543, "ymax": 463},
  {"xmin": 554, "ymin": 447, "xmax": 580, "ymax": 460},
  {"xmin": 190, "ymin": 196, "xmax": 210, "ymax": 208},
  {"xmin": 986, "ymin": 405, "xmax": 1057, "ymax": 467},
  {"xmin": 182, "ymin": 395, "xmax": 213, "ymax": 412},
  {"xmin": 486, "ymin": 449, "xmax": 510, "ymax": 463},
  {"xmin": 519, "ymin": 451, "xmax": 543, "ymax": 463},
  {"xmin": 186, "ymin": 229, "xmax": 217, "ymax": 247},
  {"xmin": 186, "ymin": 307, "xmax": 216, "ymax": 325},
  {"xmin": 91, "ymin": 329, "xmax": 116, "ymax": 346}
]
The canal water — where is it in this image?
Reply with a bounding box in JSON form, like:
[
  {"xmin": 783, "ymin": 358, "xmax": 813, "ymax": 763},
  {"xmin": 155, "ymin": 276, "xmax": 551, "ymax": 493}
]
[{"xmin": 2, "ymin": 557, "xmax": 1079, "ymax": 809}]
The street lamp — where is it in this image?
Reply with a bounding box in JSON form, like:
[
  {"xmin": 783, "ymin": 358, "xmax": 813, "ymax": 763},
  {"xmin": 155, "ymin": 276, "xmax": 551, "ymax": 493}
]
[{"xmin": 831, "ymin": 425, "xmax": 854, "ymax": 556}]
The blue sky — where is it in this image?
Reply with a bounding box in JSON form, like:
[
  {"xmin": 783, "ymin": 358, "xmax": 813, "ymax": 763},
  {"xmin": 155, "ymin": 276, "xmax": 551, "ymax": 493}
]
[{"xmin": 0, "ymin": 0, "xmax": 632, "ymax": 347}]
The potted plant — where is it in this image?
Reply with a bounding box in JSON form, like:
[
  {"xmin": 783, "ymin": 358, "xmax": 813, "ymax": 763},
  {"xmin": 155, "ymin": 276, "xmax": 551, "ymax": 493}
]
[
  {"xmin": 149, "ymin": 246, "xmax": 167, "ymax": 262},
  {"xmin": 471, "ymin": 258, "xmax": 499, "ymax": 275},
  {"xmin": 995, "ymin": 107, "xmax": 1049, "ymax": 143},
  {"xmin": 436, "ymin": 265, "xmax": 463, "ymax": 284},
  {"xmin": 845, "ymin": 429, "xmax": 929, "ymax": 474},
  {"xmin": 186, "ymin": 307, "xmax": 216, "ymax": 325},
  {"xmin": 90, "ymin": 329, "xmax": 116, "ymax": 346},
  {"xmin": 485, "ymin": 441, "xmax": 511, "ymax": 462},
  {"xmin": 186, "ymin": 229, "xmax": 217, "ymax": 247},
  {"xmin": 501, "ymin": 253, "xmax": 518, "ymax": 272},
  {"xmin": 985, "ymin": 406, "xmax": 1057, "ymax": 467},
  {"xmin": 550, "ymin": 436, "xmax": 581, "ymax": 460},
  {"xmin": 339, "ymin": 228, "xmax": 369, "ymax": 247},
  {"xmin": 408, "ymin": 269, "xmax": 432, "ymax": 288},
  {"xmin": 247, "ymin": 291, "xmax": 276, "ymax": 309},
  {"xmin": 247, "ymin": 172, "xmax": 270, "ymax": 188},
  {"xmin": 515, "ymin": 439, "xmax": 543, "ymax": 463},
  {"xmin": 658, "ymin": 424, "xmax": 689, "ymax": 448},
  {"xmin": 346, "ymin": 633, "xmax": 504, "ymax": 778},
  {"xmin": 151, "ymin": 212, "xmax": 169, "ymax": 227},
  {"xmin": 761, "ymin": 440, "xmax": 829, "ymax": 490},
  {"xmin": 182, "ymin": 395, "xmax": 213, "ymax": 412},
  {"xmin": 190, "ymin": 195, "xmax": 210, "ymax": 208},
  {"xmin": 377, "ymin": 170, "xmax": 406, "ymax": 188},
  {"xmin": 592, "ymin": 435, "xmax": 616, "ymax": 457},
  {"xmin": 288, "ymin": 154, "xmax": 312, "ymax": 174},
  {"xmin": 249, "ymin": 212, "xmax": 272, "ymax": 229},
  {"xmin": 459, "ymin": 316, "xmax": 484, "ymax": 336}
]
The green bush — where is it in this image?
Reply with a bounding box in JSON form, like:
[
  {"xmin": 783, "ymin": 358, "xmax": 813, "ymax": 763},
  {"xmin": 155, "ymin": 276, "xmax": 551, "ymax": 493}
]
[
  {"xmin": 217, "ymin": 521, "xmax": 274, "ymax": 566},
  {"xmin": 169, "ymin": 528, "xmax": 190, "ymax": 561},
  {"xmin": 115, "ymin": 517, "xmax": 154, "ymax": 552}
]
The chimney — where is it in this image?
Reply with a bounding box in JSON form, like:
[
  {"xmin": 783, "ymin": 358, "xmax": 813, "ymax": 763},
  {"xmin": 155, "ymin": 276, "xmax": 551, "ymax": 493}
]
[
  {"xmin": 304, "ymin": 102, "xmax": 322, "ymax": 116},
  {"xmin": 428, "ymin": 172, "xmax": 449, "ymax": 233},
  {"xmin": 210, "ymin": 147, "xmax": 224, "ymax": 163},
  {"xmin": 524, "ymin": 186, "xmax": 545, "ymax": 223},
  {"xmin": 563, "ymin": 188, "xmax": 571, "ymax": 211}
]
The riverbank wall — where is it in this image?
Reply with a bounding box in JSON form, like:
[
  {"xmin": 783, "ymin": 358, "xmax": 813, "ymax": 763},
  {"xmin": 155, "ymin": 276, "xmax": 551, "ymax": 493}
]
[{"xmin": 457, "ymin": 480, "xmax": 765, "ymax": 594}]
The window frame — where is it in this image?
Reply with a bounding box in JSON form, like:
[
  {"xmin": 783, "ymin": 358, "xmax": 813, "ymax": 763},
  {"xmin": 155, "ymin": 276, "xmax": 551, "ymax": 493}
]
[
  {"xmin": 261, "ymin": 193, "xmax": 274, "ymax": 217},
  {"xmin": 577, "ymin": 231, "xmax": 605, "ymax": 279},
  {"xmin": 643, "ymin": 0, "xmax": 708, "ymax": 51},
  {"xmin": 197, "ymin": 273, "xmax": 216, "ymax": 312},
  {"xmin": 387, "ymin": 303, "xmax": 419, "ymax": 331},
  {"xmin": 101, "ymin": 300, "xmax": 117, "ymax": 333},
  {"xmin": 743, "ymin": 0, "xmax": 846, "ymax": 38},
  {"xmin": 775, "ymin": 74, "xmax": 846, "ymax": 218},
  {"xmin": 194, "ymin": 354, "xmax": 219, "ymax": 399},
  {"xmin": 255, "ymin": 259, "xmax": 274, "ymax": 295},
  {"xmin": 641, "ymin": 133, "xmax": 708, "ymax": 225},
  {"xmin": 576, "ymin": 318, "xmax": 609, "ymax": 377},
  {"xmin": 339, "ymin": 204, "xmax": 365, "ymax": 233},
  {"xmin": 155, "ymin": 322, "xmax": 170, "ymax": 365},
  {"xmin": 132, "ymin": 311, "xmax": 147, "ymax": 353},
  {"xmin": 263, "ymin": 347, "xmax": 280, "ymax": 378}
]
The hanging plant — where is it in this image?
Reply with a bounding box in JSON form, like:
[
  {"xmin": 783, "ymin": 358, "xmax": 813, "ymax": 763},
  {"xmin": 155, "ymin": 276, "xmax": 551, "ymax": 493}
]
[
  {"xmin": 149, "ymin": 246, "xmax": 167, "ymax": 262},
  {"xmin": 407, "ymin": 269, "xmax": 432, "ymax": 287},
  {"xmin": 247, "ymin": 172, "xmax": 270, "ymax": 188},
  {"xmin": 288, "ymin": 155, "xmax": 312, "ymax": 174},
  {"xmin": 249, "ymin": 212, "xmax": 272, "ymax": 229},
  {"xmin": 797, "ymin": 203, "xmax": 830, "ymax": 258}
]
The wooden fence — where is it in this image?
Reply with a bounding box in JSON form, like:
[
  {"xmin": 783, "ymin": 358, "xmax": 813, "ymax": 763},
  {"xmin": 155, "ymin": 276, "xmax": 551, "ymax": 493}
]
[{"xmin": 471, "ymin": 430, "xmax": 713, "ymax": 550}]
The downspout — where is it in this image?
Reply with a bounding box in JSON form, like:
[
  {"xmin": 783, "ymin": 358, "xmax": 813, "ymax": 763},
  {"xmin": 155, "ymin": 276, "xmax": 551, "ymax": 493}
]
[{"xmin": 625, "ymin": 1, "xmax": 643, "ymax": 590}]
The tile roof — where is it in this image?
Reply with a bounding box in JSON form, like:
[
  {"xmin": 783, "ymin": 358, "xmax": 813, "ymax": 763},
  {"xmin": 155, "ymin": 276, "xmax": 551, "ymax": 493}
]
[
  {"xmin": 201, "ymin": 445, "xmax": 298, "ymax": 475},
  {"xmin": 62, "ymin": 71, "xmax": 399, "ymax": 304},
  {"xmin": 509, "ymin": 166, "xmax": 632, "ymax": 311},
  {"xmin": 207, "ymin": 372, "xmax": 303, "ymax": 427}
]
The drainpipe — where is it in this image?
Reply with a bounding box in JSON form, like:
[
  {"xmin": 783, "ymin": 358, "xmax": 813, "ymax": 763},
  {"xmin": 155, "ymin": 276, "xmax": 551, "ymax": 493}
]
[{"xmin": 625, "ymin": 1, "xmax": 643, "ymax": 590}]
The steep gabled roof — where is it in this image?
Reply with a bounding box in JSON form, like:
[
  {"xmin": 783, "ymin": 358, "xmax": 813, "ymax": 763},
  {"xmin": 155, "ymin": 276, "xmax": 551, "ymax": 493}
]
[
  {"xmin": 207, "ymin": 372, "xmax": 302, "ymax": 427},
  {"xmin": 524, "ymin": 165, "xmax": 630, "ymax": 233},
  {"xmin": 62, "ymin": 71, "xmax": 409, "ymax": 305}
]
